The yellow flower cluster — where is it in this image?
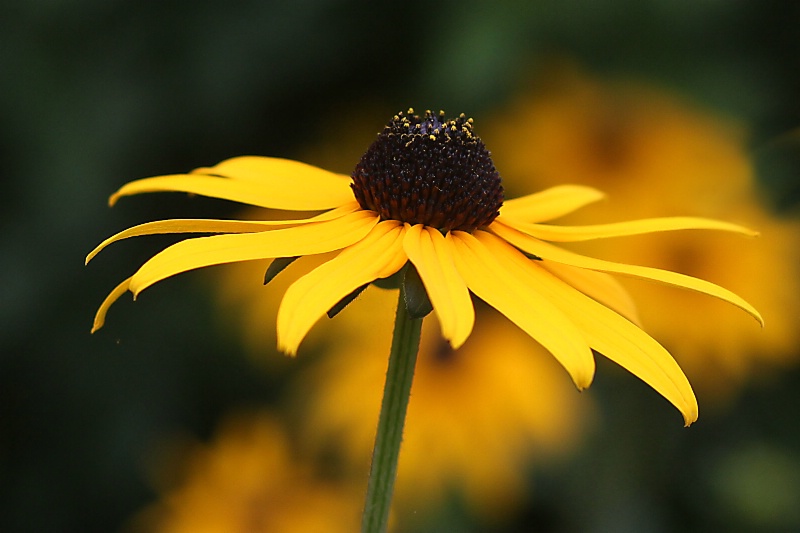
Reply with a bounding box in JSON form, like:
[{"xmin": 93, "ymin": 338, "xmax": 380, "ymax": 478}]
[
  {"xmin": 484, "ymin": 65, "xmax": 800, "ymax": 399},
  {"xmin": 202, "ymin": 76, "xmax": 783, "ymax": 521},
  {"xmin": 90, "ymin": 70, "xmax": 782, "ymax": 529}
]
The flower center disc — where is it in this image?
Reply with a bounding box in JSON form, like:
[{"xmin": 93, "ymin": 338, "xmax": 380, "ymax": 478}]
[{"xmin": 351, "ymin": 109, "xmax": 504, "ymax": 233}]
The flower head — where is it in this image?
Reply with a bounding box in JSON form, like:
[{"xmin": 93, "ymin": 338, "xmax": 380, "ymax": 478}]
[
  {"xmin": 127, "ymin": 413, "xmax": 361, "ymax": 533},
  {"xmin": 88, "ymin": 108, "xmax": 763, "ymax": 424}
]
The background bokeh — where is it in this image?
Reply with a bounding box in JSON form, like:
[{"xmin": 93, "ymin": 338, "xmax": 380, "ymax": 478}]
[{"xmin": 3, "ymin": 1, "xmax": 800, "ymax": 532}]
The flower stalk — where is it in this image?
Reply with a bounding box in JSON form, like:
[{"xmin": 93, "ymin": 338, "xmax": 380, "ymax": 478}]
[{"xmin": 361, "ymin": 279, "xmax": 423, "ymax": 533}]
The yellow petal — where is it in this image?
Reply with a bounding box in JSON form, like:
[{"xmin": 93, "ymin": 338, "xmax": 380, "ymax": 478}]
[
  {"xmin": 492, "ymin": 220, "xmax": 764, "ymax": 326},
  {"xmin": 277, "ymin": 221, "xmax": 408, "ymax": 355},
  {"xmin": 499, "ymin": 185, "xmax": 605, "ymax": 222},
  {"xmin": 448, "ymin": 231, "xmax": 595, "ymax": 390},
  {"xmin": 403, "ymin": 224, "xmax": 474, "ymax": 349},
  {"xmin": 129, "ymin": 211, "xmax": 379, "ymax": 296},
  {"xmin": 477, "ymin": 232, "xmax": 698, "ymax": 423},
  {"xmin": 194, "ymin": 156, "xmax": 355, "ymax": 210},
  {"xmin": 91, "ymin": 277, "xmax": 132, "ymax": 333},
  {"xmin": 110, "ymin": 164, "xmax": 354, "ymax": 211},
  {"xmin": 475, "ymin": 231, "xmax": 697, "ymax": 425},
  {"xmin": 543, "ymin": 262, "xmax": 641, "ymax": 325},
  {"xmin": 503, "ymin": 216, "xmax": 759, "ymax": 242},
  {"xmin": 193, "ymin": 155, "xmax": 352, "ymax": 185},
  {"xmin": 85, "ymin": 202, "xmax": 360, "ymax": 264}
]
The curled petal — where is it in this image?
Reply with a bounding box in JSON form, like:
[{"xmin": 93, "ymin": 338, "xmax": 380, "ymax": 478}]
[
  {"xmin": 448, "ymin": 231, "xmax": 596, "ymax": 390},
  {"xmin": 474, "ymin": 231, "xmax": 698, "ymax": 425},
  {"xmin": 86, "ymin": 202, "xmax": 360, "ymax": 264},
  {"xmin": 492, "ymin": 220, "xmax": 764, "ymax": 326},
  {"xmin": 403, "ymin": 224, "xmax": 474, "ymax": 349},
  {"xmin": 129, "ymin": 211, "xmax": 379, "ymax": 296},
  {"xmin": 504, "ymin": 216, "xmax": 759, "ymax": 242},
  {"xmin": 91, "ymin": 277, "xmax": 132, "ymax": 333},
  {"xmin": 277, "ymin": 221, "xmax": 408, "ymax": 355},
  {"xmin": 499, "ymin": 185, "xmax": 605, "ymax": 223}
]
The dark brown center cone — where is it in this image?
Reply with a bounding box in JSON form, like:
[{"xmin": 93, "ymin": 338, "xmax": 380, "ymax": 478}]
[{"xmin": 351, "ymin": 109, "xmax": 504, "ymax": 233}]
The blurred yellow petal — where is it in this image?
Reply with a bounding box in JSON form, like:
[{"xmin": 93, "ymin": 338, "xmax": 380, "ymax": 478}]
[
  {"xmin": 498, "ymin": 184, "xmax": 605, "ymax": 222},
  {"xmin": 111, "ymin": 164, "xmax": 353, "ymax": 210},
  {"xmin": 543, "ymin": 262, "xmax": 641, "ymax": 325},
  {"xmin": 448, "ymin": 230, "xmax": 595, "ymax": 390},
  {"xmin": 475, "ymin": 231, "xmax": 698, "ymax": 425},
  {"xmin": 91, "ymin": 277, "xmax": 132, "ymax": 333},
  {"xmin": 129, "ymin": 211, "xmax": 379, "ymax": 297},
  {"xmin": 277, "ymin": 221, "xmax": 407, "ymax": 355},
  {"xmin": 492, "ymin": 220, "xmax": 764, "ymax": 326},
  {"xmin": 506, "ymin": 216, "xmax": 759, "ymax": 242},
  {"xmin": 403, "ymin": 224, "xmax": 474, "ymax": 349},
  {"xmin": 85, "ymin": 202, "xmax": 360, "ymax": 264}
]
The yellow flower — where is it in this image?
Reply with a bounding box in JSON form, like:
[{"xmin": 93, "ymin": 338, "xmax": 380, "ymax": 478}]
[
  {"xmin": 88, "ymin": 109, "xmax": 763, "ymax": 425},
  {"xmin": 485, "ymin": 65, "xmax": 755, "ymax": 210},
  {"xmin": 294, "ymin": 287, "xmax": 591, "ymax": 518},
  {"xmin": 127, "ymin": 413, "xmax": 360, "ymax": 533}
]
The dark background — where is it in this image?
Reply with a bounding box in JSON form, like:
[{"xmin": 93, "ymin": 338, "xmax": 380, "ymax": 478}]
[{"xmin": 2, "ymin": 1, "xmax": 799, "ymax": 532}]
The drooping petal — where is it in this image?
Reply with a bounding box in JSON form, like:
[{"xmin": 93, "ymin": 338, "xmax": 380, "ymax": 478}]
[
  {"xmin": 110, "ymin": 161, "xmax": 354, "ymax": 210},
  {"xmin": 277, "ymin": 221, "xmax": 408, "ymax": 355},
  {"xmin": 403, "ymin": 224, "xmax": 474, "ymax": 349},
  {"xmin": 498, "ymin": 185, "xmax": 605, "ymax": 222},
  {"xmin": 85, "ymin": 202, "xmax": 361, "ymax": 264},
  {"xmin": 447, "ymin": 231, "xmax": 595, "ymax": 390},
  {"xmin": 91, "ymin": 277, "xmax": 132, "ymax": 333},
  {"xmin": 492, "ymin": 220, "xmax": 764, "ymax": 326},
  {"xmin": 129, "ymin": 211, "xmax": 379, "ymax": 296},
  {"xmin": 543, "ymin": 262, "xmax": 641, "ymax": 325},
  {"xmin": 474, "ymin": 231, "xmax": 698, "ymax": 425},
  {"xmin": 504, "ymin": 216, "xmax": 759, "ymax": 242}
]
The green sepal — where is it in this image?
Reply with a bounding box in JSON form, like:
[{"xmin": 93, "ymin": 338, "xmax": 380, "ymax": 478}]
[
  {"xmin": 372, "ymin": 263, "xmax": 407, "ymax": 290},
  {"xmin": 264, "ymin": 256, "xmax": 299, "ymax": 285},
  {"xmin": 402, "ymin": 264, "xmax": 433, "ymax": 319},
  {"xmin": 327, "ymin": 283, "xmax": 369, "ymax": 318}
]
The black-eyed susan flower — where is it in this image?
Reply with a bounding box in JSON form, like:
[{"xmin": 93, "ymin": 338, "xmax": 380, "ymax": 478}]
[
  {"xmin": 127, "ymin": 413, "xmax": 361, "ymax": 533},
  {"xmin": 89, "ymin": 108, "xmax": 762, "ymax": 426}
]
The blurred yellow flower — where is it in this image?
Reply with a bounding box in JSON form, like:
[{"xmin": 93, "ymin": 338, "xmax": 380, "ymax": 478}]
[
  {"xmin": 88, "ymin": 108, "xmax": 763, "ymax": 424},
  {"xmin": 485, "ymin": 65, "xmax": 754, "ymax": 211},
  {"xmin": 127, "ymin": 413, "xmax": 360, "ymax": 533},
  {"xmin": 293, "ymin": 287, "xmax": 592, "ymax": 518},
  {"xmin": 484, "ymin": 66, "xmax": 799, "ymax": 397},
  {"xmin": 590, "ymin": 203, "xmax": 800, "ymax": 398}
]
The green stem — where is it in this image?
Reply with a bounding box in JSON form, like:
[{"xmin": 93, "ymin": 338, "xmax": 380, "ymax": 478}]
[{"xmin": 361, "ymin": 285, "xmax": 423, "ymax": 533}]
